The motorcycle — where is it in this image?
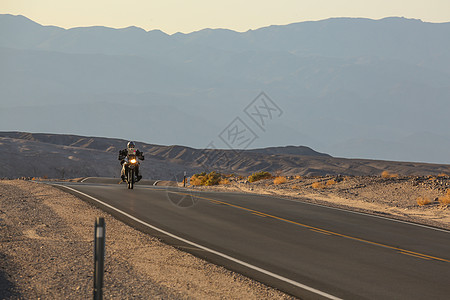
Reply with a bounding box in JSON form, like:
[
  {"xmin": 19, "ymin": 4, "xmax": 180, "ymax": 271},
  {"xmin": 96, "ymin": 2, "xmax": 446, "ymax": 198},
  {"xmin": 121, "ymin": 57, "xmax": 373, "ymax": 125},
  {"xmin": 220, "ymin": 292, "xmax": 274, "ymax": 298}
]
[{"xmin": 123, "ymin": 154, "xmax": 138, "ymax": 189}]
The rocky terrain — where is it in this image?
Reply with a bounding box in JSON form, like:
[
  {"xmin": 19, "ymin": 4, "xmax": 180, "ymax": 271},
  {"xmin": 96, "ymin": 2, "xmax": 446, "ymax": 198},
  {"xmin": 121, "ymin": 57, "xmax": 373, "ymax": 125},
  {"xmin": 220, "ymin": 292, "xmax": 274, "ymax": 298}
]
[
  {"xmin": 0, "ymin": 180, "xmax": 293, "ymax": 299},
  {"xmin": 2, "ymin": 132, "xmax": 450, "ymax": 181}
]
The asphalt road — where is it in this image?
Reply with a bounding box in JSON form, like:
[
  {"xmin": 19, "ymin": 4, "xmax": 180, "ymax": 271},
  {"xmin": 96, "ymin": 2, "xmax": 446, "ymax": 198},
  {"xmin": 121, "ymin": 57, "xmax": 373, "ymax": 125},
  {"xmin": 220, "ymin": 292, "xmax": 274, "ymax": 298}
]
[{"xmin": 55, "ymin": 178, "xmax": 450, "ymax": 299}]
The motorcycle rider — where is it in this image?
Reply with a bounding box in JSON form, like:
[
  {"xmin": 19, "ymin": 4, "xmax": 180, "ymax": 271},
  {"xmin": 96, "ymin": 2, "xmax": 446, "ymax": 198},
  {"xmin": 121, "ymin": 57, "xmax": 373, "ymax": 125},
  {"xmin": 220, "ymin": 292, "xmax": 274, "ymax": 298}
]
[{"xmin": 118, "ymin": 141, "xmax": 145, "ymax": 182}]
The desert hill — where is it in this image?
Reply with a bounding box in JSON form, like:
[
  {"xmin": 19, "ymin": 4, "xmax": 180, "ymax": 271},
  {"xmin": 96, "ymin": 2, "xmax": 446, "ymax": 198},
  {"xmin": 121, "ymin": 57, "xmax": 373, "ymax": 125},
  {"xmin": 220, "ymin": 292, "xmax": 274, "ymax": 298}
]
[{"xmin": 1, "ymin": 132, "xmax": 450, "ymax": 180}]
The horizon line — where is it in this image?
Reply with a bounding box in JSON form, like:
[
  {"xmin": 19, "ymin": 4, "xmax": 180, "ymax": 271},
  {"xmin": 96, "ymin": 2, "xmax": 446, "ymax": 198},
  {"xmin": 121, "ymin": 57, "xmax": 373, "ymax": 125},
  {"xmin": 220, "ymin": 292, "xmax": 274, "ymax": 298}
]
[{"xmin": 3, "ymin": 13, "xmax": 450, "ymax": 35}]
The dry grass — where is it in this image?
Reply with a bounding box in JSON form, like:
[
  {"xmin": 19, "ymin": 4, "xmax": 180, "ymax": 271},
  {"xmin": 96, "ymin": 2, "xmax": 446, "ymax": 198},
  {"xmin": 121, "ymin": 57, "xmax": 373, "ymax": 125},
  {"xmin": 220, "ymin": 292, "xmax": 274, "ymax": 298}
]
[
  {"xmin": 381, "ymin": 170, "xmax": 399, "ymax": 179},
  {"xmin": 311, "ymin": 181, "xmax": 325, "ymax": 189},
  {"xmin": 273, "ymin": 176, "xmax": 287, "ymax": 185},
  {"xmin": 438, "ymin": 189, "xmax": 450, "ymax": 206},
  {"xmin": 381, "ymin": 171, "xmax": 390, "ymax": 178},
  {"xmin": 326, "ymin": 179, "xmax": 337, "ymax": 186},
  {"xmin": 438, "ymin": 173, "xmax": 448, "ymax": 177},
  {"xmin": 417, "ymin": 196, "xmax": 432, "ymax": 206}
]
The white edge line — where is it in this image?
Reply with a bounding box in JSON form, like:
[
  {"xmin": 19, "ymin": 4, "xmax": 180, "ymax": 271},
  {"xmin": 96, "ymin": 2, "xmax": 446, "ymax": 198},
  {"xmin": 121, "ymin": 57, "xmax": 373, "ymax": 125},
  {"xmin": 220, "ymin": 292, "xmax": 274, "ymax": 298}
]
[
  {"xmin": 80, "ymin": 177, "xmax": 92, "ymax": 183},
  {"xmin": 57, "ymin": 184, "xmax": 341, "ymax": 300},
  {"xmin": 153, "ymin": 180, "xmax": 161, "ymax": 186}
]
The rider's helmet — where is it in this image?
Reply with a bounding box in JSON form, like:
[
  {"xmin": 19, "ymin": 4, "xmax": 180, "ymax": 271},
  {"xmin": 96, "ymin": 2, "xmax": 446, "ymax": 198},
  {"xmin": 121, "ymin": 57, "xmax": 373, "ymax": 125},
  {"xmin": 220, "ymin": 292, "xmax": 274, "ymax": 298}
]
[{"xmin": 127, "ymin": 141, "xmax": 135, "ymax": 149}]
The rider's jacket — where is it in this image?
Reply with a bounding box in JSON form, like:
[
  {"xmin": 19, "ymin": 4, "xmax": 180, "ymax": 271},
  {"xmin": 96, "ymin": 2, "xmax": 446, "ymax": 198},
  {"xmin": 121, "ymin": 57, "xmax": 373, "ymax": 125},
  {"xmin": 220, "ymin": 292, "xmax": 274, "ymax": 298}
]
[{"xmin": 118, "ymin": 148, "xmax": 145, "ymax": 163}]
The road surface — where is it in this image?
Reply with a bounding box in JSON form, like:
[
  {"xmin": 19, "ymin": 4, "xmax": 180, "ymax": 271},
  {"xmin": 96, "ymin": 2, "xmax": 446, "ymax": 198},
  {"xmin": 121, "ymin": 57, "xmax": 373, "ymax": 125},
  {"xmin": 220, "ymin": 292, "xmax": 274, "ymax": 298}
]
[{"xmin": 55, "ymin": 178, "xmax": 450, "ymax": 299}]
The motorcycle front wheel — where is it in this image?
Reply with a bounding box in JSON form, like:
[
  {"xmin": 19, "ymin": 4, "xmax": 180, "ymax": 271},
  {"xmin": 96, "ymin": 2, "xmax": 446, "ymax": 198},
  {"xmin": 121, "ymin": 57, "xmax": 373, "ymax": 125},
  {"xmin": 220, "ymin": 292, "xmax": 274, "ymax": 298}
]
[{"xmin": 128, "ymin": 169, "xmax": 135, "ymax": 189}]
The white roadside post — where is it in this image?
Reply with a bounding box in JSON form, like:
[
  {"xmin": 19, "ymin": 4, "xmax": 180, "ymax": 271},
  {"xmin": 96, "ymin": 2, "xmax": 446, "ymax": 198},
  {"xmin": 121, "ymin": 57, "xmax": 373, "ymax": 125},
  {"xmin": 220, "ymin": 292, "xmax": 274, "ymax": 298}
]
[{"xmin": 94, "ymin": 217, "xmax": 105, "ymax": 300}]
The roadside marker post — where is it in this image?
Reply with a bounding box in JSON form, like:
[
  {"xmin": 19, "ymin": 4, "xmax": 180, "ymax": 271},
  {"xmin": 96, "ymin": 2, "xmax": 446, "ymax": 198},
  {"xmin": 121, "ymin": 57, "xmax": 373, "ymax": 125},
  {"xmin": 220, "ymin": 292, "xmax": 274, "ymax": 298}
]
[
  {"xmin": 94, "ymin": 217, "xmax": 105, "ymax": 300},
  {"xmin": 183, "ymin": 171, "xmax": 187, "ymax": 187}
]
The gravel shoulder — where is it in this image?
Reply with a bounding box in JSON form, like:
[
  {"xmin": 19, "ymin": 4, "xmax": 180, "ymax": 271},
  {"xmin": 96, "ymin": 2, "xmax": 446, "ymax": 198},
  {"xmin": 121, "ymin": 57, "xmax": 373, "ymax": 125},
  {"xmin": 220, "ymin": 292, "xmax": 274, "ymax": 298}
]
[{"xmin": 0, "ymin": 180, "xmax": 293, "ymax": 299}]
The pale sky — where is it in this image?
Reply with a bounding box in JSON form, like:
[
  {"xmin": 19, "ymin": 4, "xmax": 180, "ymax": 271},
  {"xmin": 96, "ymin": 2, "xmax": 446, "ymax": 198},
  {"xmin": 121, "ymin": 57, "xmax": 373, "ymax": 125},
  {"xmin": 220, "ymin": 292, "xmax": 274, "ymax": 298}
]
[{"xmin": 2, "ymin": 0, "xmax": 450, "ymax": 34}]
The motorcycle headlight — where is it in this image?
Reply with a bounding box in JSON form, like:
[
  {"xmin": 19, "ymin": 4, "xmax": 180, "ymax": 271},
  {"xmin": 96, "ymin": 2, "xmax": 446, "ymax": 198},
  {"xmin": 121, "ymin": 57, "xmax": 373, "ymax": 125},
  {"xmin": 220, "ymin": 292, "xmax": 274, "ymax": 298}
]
[{"xmin": 130, "ymin": 159, "xmax": 137, "ymax": 164}]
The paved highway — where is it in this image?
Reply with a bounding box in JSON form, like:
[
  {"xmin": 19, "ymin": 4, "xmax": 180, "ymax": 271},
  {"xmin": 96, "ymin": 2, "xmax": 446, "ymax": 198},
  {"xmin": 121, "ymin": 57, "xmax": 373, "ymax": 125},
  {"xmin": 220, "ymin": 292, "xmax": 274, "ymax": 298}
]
[{"xmin": 55, "ymin": 178, "xmax": 450, "ymax": 299}]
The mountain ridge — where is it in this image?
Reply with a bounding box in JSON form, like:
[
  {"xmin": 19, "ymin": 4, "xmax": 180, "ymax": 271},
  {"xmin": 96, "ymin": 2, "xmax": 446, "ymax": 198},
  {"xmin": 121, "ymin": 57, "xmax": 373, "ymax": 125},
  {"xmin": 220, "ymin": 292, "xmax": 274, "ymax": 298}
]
[
  {"xmin": 0, "ymin": 131, "xmax": 328, "ymax": 156},
  {"xmin": 1, "ymin": 132, "xmax": 450, "ymax": 180}
]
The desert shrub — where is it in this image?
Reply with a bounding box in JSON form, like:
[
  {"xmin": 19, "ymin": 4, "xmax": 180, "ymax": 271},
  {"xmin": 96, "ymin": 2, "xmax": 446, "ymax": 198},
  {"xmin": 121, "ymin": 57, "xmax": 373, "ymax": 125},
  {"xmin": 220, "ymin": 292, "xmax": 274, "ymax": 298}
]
[
  {"xmin": 326, "ymin": 179, "xmax": 336, "ymax": 186},
  {"xmin": 273, "ymin": 176, "xmax": 287, "ymax": 185},
  {"xmin": 438, "ymin": 189, "xmax": 450, "ymax": 206},
  {"xmin": 190, "ymin": 175, "xmax": 204, "ymax": 186},
  {"xmin": 381, "ymin": 171, "xmax": 399, "ymax": 179},
  {"xmin": 190, "ymin": 171, "xmax": 224, "ymax": 186},
  {"xmin": 219, "ymin": 178, "xmax": 230, "ymax": 185},
  {"xmin": 204, "ymin": 172, "xmax": 221, "ymax": 186},
  {"xmin": 248, "ymin": 171, "xmax": 272, "ymax": 183},
  {"xmin": 311, "ymin": 181, "xmax": 325, "ymax": 189},
  {"xmin": 190, "ymin": 172, "xmax": 206, "ymax": 186},
  {"xmin": 417, "ymin": 196, "xmax": 432, "ymax": 206},
  {"xmin": 439, "ymin": 197, "xmax": 450, "ymax": 205},
  {"xmin": 438, "ymin": 173, "xmax": 448, "ymax": 177}
]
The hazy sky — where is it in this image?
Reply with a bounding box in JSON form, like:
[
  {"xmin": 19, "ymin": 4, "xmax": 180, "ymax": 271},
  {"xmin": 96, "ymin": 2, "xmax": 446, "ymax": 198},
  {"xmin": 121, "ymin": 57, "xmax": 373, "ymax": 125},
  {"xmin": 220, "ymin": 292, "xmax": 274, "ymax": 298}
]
[{"xmin": 2, "ymin": 0, "xmax": 450, "ymax": 34}]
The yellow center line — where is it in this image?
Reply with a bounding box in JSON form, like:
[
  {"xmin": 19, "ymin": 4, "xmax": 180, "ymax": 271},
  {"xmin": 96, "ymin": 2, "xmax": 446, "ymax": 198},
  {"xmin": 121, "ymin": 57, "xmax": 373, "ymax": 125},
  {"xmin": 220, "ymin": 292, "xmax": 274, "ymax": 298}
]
[
  {"xmin": 252, "ymin": 212, "xmax": 267, "ymax": 217},
  {"xmin": 399, "ymin": 252, "xmax": 431, "ymax": 260},
  {"xmin": 177, "ymin": 192, "xmax": 450, "ymax": 263},
  {"xmin": 310, "ymin": 229, "xmax": 332, "ymax": 236},
  {"xmin": 210, "ymin": 200, "xmax": 223, "ymax": 205}
]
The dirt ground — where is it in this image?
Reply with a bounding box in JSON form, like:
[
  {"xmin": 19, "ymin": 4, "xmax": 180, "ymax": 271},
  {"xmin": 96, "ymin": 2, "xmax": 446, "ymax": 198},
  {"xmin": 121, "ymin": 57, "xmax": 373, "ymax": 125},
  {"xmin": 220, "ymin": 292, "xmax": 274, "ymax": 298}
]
[
  {"xmin": 190, "ymin": 174, "xmax": 450, "ymax": 230},
  {"xmin": 0, "ymin": 180, "xmax": 293, "ymax": 299}
]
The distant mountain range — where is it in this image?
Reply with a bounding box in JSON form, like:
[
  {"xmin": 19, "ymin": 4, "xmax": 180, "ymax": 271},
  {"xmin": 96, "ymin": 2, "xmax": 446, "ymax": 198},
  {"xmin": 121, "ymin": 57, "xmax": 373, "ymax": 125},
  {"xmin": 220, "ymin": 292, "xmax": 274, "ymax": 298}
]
[
  {"xmin": 2, "ymin": 132, "xmax": 450, "ymax": 180},
  {"xmin": 1, "ymin": 15, "xmax": 450, "ymax": 163}
]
